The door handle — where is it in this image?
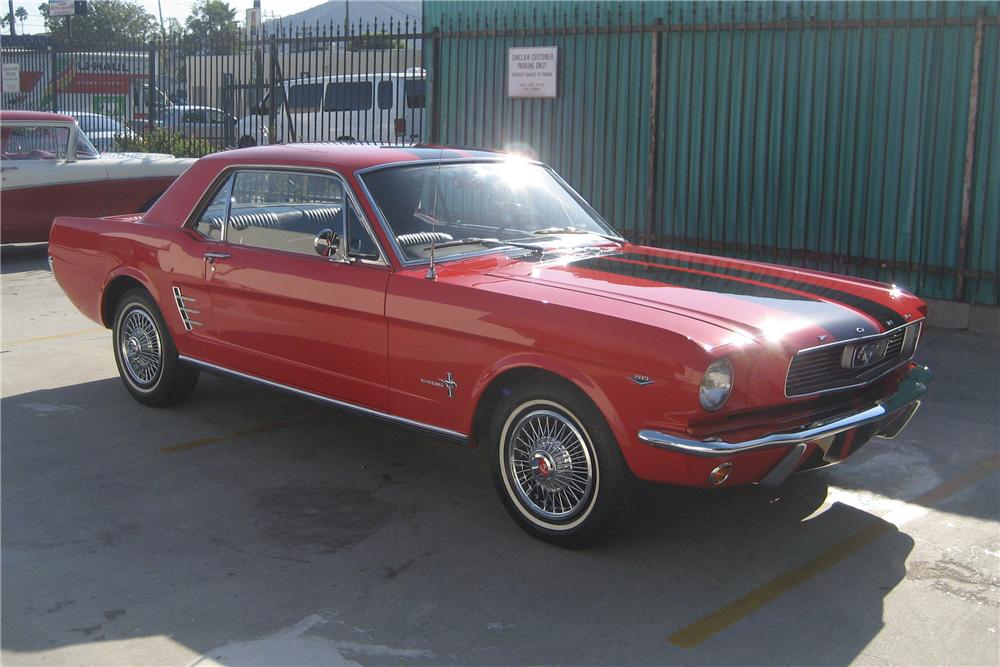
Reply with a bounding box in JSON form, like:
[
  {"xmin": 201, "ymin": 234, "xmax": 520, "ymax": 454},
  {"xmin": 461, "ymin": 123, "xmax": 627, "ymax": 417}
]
[
  {"xmin": 204, "ymin": 252, "xmax": 231, "ymax": 262},
  {"xmin": 0, "ymin": 166, "xmax": 18, "ymax": 172}
]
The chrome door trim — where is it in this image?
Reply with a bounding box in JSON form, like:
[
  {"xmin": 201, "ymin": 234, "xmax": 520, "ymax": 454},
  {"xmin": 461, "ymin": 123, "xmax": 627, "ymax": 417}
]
[{"xmin": 178, "ymin": 355, "xmax": 469, "ymax": 443}]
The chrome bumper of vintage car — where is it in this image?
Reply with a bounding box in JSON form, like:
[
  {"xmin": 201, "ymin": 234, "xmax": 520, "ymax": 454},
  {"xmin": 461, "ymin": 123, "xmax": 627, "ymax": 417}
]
[{"xmin": 638, "ymin": 364, "xmax": 933, "ymax": 460}]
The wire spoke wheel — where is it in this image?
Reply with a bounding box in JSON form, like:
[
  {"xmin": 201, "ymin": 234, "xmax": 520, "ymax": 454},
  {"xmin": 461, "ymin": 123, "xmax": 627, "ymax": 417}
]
[
  {"xmin": 119, "ymin": 307, "xmax": 162, "ymax": 387},
  {"xmin": 506, "ymin": 408, "xmax": 595, "ymax": 522}
]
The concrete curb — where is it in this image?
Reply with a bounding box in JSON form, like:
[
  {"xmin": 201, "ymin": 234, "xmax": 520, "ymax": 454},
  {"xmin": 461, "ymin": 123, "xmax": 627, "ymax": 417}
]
[{"xmin": 924, "ymin": 298, "xmax": 1000, "ymax": 335}]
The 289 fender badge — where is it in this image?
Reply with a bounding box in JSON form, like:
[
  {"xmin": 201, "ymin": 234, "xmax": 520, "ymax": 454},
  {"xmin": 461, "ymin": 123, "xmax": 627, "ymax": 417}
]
[
  {"xmin": 630, "ymin": 374, "xmax": 654, "ymax": 386},
  {"xmin": 421, "ymin": 371, "xmax": 458, "ymax": 398}
]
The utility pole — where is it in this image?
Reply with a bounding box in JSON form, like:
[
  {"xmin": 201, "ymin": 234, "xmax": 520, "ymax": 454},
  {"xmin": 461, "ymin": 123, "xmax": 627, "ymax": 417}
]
[
  {"xmin": 156, "ymin": 0, "xmax": 164, "ymax": 35},
  {"xmin": 8, "ymin": 0, "xmax": 16, "ymax": 36}
]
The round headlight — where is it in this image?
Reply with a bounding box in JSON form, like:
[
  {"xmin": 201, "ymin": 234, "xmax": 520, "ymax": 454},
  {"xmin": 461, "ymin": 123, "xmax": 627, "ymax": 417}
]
[{"xmin": 700, "ymin": 358, "xmax": 734, "ymax": 411}]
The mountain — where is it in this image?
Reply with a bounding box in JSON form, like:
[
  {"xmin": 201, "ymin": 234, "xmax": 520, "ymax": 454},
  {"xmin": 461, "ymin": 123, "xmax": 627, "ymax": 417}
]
[{"xmin": 267, "ymin": 1, "xmax": 422, "ymax": 33}]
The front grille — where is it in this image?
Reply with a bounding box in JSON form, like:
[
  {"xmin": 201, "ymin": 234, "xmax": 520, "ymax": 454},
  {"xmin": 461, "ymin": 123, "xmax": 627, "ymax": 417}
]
[{"xmin": 785, "ymin": 322, "xmax": 920, "ymax": 397}]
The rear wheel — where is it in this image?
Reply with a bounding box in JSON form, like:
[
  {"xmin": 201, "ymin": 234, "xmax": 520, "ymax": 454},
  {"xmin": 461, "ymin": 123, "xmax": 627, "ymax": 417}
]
[
  {"xmin": 237, "ymin": 135, "xmax": 257, "ymax": 148},
  {"xmin": 112, "ymin": 288, "xmax": 199, "ymax": 407},
  {"xmin": 489, "ymin": 377, "xmax": 632, "ymax": 548}
]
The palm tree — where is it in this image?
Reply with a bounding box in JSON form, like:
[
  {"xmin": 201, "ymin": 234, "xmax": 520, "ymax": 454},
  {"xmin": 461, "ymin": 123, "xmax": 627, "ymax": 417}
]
[{"xmin": 14, "ymin": 5, "xmax": 27, "ymax": 33}]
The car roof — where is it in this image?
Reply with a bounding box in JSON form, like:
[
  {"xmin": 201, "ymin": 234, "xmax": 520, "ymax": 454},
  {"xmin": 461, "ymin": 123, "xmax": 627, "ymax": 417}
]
[
  {"xmin": 288, "ymin": 72, "xmax": 424, "ymax": 85},
  {"xmin": 0, "ymin": 110, "xmax": 76, "ymax": 123},
  {"xmin": 197, "ymin": 143, "xmax": 510, "ymax": 174}
]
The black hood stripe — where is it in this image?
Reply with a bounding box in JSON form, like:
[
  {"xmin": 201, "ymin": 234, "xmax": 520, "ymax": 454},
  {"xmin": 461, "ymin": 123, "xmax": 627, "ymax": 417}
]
[
  {"xmin": 571, "ymin": 257, "xmax": 876, "ymax": 341},
  {"xmin": 619, "ymin": 253, "xmax": 906, "ymax": 330}
]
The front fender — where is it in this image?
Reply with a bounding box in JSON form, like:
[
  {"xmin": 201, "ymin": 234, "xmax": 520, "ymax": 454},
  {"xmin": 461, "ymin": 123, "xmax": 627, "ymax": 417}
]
[{"xmin": 466, "ymin": 352, "xmax": 632, "ymax": 465}]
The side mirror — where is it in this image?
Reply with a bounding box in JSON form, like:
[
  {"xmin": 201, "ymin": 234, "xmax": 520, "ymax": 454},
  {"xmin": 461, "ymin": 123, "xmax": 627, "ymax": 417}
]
[{"xmin": 314, "ymin": 228, "xmax": 349, "ymax": 262}]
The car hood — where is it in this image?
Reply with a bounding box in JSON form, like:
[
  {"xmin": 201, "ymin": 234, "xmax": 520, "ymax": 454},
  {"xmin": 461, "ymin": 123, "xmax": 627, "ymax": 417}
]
[
  {"xmin": 487, "ymin": 245, "xmax": 924, "ymax": 351},
  {"xmin": 101, "ymin": 152, "xmax": 196, "ymax": 179}
]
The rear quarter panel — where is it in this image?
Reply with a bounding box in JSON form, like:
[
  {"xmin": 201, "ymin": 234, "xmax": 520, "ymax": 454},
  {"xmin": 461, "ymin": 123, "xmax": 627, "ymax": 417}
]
[{"xmin": 48, "ymin": 214, "xmax": 197, "ymax": 335}]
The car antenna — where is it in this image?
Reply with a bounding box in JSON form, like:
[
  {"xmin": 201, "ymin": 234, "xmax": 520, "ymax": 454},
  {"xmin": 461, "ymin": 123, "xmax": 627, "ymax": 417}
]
[{"xmin": 426, "ymin": 145, "xmax": 444, "ymax": 280}]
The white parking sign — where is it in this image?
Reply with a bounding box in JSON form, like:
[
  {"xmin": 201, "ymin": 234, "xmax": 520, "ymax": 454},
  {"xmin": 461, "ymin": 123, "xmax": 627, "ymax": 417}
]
[
  {"xmin": 2, "ymin": 63, "xmax": 19, "ymax": 94},
  {"xmin": 507, "ymin": 46, "xmax": 558, "ymax": 99}
]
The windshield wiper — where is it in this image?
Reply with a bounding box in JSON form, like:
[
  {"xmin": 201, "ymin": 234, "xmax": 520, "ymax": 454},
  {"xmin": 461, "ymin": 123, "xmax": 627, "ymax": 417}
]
[
  {"xmin": 532, "ymin": 226, "xmax": 626, "ymax": 245},
  {"xmin": 425, "ymin": 237, "xmax": 545, "ymax": 254}
]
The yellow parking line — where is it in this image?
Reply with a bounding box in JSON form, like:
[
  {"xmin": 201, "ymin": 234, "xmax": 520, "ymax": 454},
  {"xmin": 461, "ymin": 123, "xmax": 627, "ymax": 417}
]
[
  {"xmin": 160, "ymin": 414, "xmax": 323, "ymax": 453},
  {"xmin": 2, "ymin": 328, "xmax": 107, "ymax": 346},
  {"xmin": 667, "ymin": 454, "xmax": 1000, "ymax": 649}
]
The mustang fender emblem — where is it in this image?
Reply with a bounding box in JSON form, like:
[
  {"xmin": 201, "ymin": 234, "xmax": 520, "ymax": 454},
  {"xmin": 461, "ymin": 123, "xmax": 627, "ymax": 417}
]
[{"xmin": 421, "ymin": 371, "xmax": 458, "ymax": 398}]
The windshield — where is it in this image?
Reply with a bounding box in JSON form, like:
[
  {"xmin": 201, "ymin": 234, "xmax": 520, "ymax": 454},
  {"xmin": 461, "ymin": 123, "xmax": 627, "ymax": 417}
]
[
  {"xmin": 74, "ymin": 127, "xmax": 100, "ymax": 158},
  {"xmin": 361, "ymin": 161, "xmax": 617, "ymax": 262}
]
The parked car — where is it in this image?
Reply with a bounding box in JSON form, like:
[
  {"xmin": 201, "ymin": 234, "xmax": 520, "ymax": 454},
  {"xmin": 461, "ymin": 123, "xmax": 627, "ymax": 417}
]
[
  {"xmin": 48, "ymin": 144, "xmax": 931, "ymax": 547},
  {"xmin": 235, "ymin": 69, "xmax": 426, "ymax": 147},
  {"xmin": 65, "ymin": 111, "xmax": 137, "ymax": 152},
  {"xmin": 0, "ymin": 111, "xmax": 195, "ymax": 244},
  {"xmin": 155, "ymin": 105, "xmax": 237, "ymax": 148}
]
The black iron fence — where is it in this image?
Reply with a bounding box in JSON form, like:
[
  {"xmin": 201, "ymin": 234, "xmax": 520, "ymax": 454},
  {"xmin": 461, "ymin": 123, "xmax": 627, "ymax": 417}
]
[{"xmin": 1, "ymin": 17, "xmax": 426, "ymax": 154}]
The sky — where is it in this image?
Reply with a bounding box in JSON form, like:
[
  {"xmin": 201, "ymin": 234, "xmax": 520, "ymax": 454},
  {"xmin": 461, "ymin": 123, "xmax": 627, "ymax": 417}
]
[{"xmin": 12, "ymin": 0, "xmax": 329, "ymax": 35}]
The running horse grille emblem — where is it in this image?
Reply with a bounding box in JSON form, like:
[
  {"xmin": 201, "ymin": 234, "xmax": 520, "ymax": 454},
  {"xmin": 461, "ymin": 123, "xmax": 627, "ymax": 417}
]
[
  {"xmin": 842, "ymin": 340, "xmax": 887, "ymax": 369},
  {"xmin": 421, "ymin": 371, "xmax": 459, "ymax": 398}
]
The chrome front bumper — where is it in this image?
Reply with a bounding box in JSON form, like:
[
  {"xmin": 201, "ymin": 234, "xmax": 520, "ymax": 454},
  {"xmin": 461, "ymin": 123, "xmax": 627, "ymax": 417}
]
[{"xmin": 638, "ymin": 364, "xmax": 933, "ymax": 458}]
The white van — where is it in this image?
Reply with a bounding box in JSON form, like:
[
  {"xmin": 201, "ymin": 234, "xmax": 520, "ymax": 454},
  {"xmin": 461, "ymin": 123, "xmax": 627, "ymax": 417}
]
[{"xmin": 235, "ymin": 70, "xmax": 426, "ymax": 147}]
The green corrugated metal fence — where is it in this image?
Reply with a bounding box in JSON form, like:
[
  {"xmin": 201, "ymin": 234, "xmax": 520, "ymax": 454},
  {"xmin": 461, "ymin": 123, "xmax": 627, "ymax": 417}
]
[{"xmin": 424, "ymin": 1, "xmax": 1000, "ymax": 304}]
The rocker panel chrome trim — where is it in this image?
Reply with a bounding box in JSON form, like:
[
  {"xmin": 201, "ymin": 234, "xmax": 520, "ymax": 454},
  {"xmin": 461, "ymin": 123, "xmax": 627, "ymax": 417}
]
[{"xmin": 177, "ymin": 355, "xmax": 469, "ymax": 443}]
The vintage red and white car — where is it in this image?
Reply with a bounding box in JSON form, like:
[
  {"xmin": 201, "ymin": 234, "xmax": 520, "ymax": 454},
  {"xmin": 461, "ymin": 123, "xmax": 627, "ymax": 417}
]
[
  {"xmin": 1, "ymin": 111, "xmax": 194, "ymax": 244},
  {"xmin": 48, "ymin": 144, "xmax": 932, "ymax": 546}
]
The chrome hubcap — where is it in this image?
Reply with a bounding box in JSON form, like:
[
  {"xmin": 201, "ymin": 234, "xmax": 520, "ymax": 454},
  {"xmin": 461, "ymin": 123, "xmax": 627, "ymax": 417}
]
[
  {"xmin": 119, "ymin": 308, "xmax": 161, "ymax": 386},
  {"xmin": 507, "ymin": 409, "xmax": 594, "ymax": 521}
]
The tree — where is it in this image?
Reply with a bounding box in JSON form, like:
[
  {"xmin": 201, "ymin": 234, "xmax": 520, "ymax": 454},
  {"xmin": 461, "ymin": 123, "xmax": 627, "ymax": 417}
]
[
  {"xmin": 15, "ymin": 5, "xmax": 27, "ymax": 32},
  {"xmin": 184, "ymin": 0, "xmax": 238, "ymax": 46},
  {"xmin": 39, "ymin": 0, "xmax": 157, "ymax": 45}
]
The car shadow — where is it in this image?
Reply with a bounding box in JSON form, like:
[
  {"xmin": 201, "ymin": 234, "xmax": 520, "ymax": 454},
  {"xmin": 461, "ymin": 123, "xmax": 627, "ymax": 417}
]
[
  {"xmin": 1, "ymin": 243, "xmax": 49, "ymax": 274},
  {"xmin": 2, "ymin": 374, "xmax": 914, "ymax": 664}
]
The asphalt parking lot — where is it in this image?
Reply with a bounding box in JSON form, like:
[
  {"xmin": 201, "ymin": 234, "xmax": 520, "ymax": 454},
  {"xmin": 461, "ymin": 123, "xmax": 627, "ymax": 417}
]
[{"xmin": 2, "ymin": 242, "xmax": 998, "ymax": 666}]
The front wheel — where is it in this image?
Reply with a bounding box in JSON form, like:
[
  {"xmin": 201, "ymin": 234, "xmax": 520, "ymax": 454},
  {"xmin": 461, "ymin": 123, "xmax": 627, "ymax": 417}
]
[
  {"xmin": 237, "ymin": 135, "xmax": 257, "ymax": 148},
  {"xmin": 489, "ymin": 378, "xmax": 632, "ymax": 548},
  {"xmin": 112, "ymin": 288, "xmax": 199, "ymax": 407}
]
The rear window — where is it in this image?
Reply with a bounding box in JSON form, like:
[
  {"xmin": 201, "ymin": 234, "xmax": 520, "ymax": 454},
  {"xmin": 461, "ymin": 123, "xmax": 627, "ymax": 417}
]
[
  {"xmin": 287, "ymin": 83, "xmax": 324, "ymax": 112},
  {"xmin": 324, "ymin": 82, "xmax": 373, "ymax": 111},
  {"xmin": 404, "ymin": 80, "xmax": 425, "ymax": 109}
]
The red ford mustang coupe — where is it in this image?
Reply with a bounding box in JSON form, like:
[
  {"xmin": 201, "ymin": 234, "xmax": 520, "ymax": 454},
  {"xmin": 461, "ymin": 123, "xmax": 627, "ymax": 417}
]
[{"xmin": 49, "ymin": 144, "xmax": 931, "ymax": 546}]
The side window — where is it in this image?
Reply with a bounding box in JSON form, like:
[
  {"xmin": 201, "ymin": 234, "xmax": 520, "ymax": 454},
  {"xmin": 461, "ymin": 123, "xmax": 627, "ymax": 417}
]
[
  {"xmin": 324, "ymin": 82, "xmax": 373, "ymax": 111},
  {"xmin": 225, "ymin": 170, "xmax": 379, "ymax": 260},
  {"xmin": 192, "ymin": 174, "xmax": 234, "ymax": 240},
  {"xmin": 182, "ymin": 110, "xmax": 206, "ymax": 123},
  {"xmin": 403, "ymin": 80, "xmax": 425, "ymax": 109},
  {"xmin": 1, "ymin": 125, "xmax": 70, "ymax": 160},
  {"xmin": 287, "ymin": 83, "xmax": 323, "ymax": 112},
  {"xmin": 377, "ymin": 81, "xmax": 393, "ymax": 109}
]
